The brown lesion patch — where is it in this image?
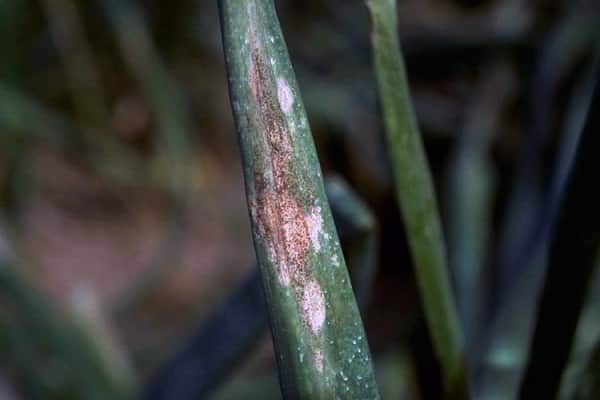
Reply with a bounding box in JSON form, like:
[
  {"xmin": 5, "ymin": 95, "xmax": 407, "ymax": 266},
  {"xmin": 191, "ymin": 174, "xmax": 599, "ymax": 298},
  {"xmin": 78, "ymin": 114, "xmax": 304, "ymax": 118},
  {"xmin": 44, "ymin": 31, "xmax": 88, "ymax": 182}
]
[
  {"xmin": 251, "ymin": 189, "xmax": 311, "ymax": 287},
  {"xmin": 245, "ymin": 25, "xmax": 327, "ymax": 343}
]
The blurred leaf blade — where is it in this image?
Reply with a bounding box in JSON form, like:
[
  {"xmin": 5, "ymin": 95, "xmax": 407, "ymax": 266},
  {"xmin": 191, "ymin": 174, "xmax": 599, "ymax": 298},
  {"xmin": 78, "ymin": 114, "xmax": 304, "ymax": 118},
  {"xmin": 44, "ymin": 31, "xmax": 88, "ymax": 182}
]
[
  {"xmin": 0, "ymin": 258, "xmax": 134, "ymax": 399},
  {"xmin": 518, "ymin": 58, "xmax": 600, "ymax": 399},
  {"xmin": 103, "ymin": 0, "xmax": 197, "ymax": 192},
  {"xmin": 40, "ymin": 0, "xmax": 108, "ymax": 129},
  {"xmin": 476, "ymin": 51, "xmax": 600, "ymax": 400}
]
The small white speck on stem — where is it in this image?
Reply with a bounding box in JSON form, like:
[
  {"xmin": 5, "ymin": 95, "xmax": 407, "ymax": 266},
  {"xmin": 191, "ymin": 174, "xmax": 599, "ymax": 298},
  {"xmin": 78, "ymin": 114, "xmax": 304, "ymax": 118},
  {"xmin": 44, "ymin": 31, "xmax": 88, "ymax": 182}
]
[
  {"xmin": 305, "ymin": 206, "xmax": 323, "ymax": 252},
  {"xmin": 302, "ymin": 280, "xmax": 326, "ymax": 333},
  {"xmin": 277, "ymin": 78, "xmax": 294, "ymax": 114}
]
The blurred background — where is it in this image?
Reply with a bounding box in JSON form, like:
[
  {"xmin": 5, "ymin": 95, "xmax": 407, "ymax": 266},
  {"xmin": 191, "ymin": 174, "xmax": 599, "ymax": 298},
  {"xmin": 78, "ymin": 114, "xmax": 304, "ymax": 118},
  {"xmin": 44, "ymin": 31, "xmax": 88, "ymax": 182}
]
[{"xmin": 0, "ymin": 0, "xmax": 599, "ymax": 399}]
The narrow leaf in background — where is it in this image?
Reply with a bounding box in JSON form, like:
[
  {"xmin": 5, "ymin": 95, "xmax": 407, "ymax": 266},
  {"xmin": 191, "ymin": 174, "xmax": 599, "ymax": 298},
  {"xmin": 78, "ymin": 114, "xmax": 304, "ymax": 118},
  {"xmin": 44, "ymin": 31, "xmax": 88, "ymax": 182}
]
[
  {"xmin": 518, "ymin": 59, "xmax": 600, "ymax": 400},
  {"xmin": 366, "ymin": 0, "xmax": 468, "ymax": 397}
]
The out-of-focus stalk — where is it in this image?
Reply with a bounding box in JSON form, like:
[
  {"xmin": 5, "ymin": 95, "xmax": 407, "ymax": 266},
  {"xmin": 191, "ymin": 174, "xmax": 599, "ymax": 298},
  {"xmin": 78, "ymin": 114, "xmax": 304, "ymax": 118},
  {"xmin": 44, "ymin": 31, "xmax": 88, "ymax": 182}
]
[
  {"xmin": 0, "ymin": 261, "xmax": 132, "ymax": 399},
  {"xmin": 104, "ymin": 0, "xmax": 199, "ymax": 318},
  {"xmin": 104, "ymin": 0, "xmax": 196, "ymax": 192},
  {"xmin": 446, "ymin": 62, "xmax": 514, "ymax": 346},
  {"xmin": 40, "ymin": 0, "xmax": 108, "ymax": 128},
  {"xmin": 518, "ymin": 58, "xmax": 600, "ymax": 400},
  {"xmin": 365, "ymin": 0, "xmax": 468, "ymax": 397}
]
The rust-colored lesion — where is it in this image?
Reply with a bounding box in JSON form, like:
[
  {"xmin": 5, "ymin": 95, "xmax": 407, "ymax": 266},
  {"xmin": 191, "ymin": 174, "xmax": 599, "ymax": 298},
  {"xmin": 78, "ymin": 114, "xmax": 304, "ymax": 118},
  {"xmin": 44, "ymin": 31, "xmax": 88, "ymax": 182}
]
[{"xmin": 245, "ymin": 26, "xmax": 326, "ymax": 340}]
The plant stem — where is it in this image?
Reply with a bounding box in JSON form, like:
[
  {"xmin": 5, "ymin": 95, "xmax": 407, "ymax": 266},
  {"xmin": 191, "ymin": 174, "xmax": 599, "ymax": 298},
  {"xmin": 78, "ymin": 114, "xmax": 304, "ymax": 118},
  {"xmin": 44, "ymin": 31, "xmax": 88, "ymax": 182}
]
[
  {"xmin": 365, "ymin": 0, "xmax": 468, "ymax": 397},
  {"xmin": 218, "ymin": 1, "xmax": 380, "ymax": 398}
]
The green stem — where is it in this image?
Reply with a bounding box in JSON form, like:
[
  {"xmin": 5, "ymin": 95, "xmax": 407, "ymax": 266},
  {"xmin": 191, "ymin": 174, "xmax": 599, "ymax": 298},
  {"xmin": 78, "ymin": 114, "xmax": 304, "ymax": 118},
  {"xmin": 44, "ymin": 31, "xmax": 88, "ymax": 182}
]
[
  {"xmin": 218, "ymin": 1, "xmax": 380, "ymax": 398},
  {"xmin": 365, "ymin": 0, "xmax": 468, "ymax": 396}
]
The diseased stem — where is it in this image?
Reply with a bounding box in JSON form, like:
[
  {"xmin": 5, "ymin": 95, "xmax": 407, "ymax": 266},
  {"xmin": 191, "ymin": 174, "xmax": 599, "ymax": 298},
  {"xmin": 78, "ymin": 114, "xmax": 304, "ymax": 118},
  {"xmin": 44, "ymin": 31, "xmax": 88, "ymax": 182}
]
[
  {"xmin": 218, "ymin": 1, "xmax": 380, "ymax": 398},
  {"xmin": 365, "ymin": 0, "xmax": 468, "ymax": 397}
]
